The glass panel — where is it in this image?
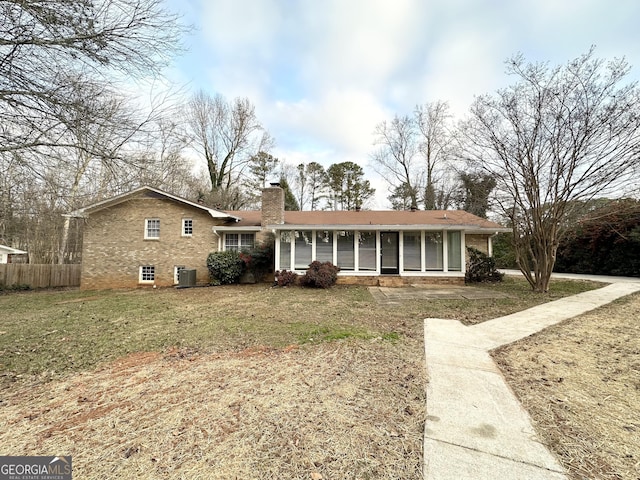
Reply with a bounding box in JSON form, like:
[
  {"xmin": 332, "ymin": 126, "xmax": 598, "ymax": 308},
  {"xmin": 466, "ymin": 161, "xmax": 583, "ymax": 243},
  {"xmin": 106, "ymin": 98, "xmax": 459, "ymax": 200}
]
[
  {"xmin": 225, "ymin": 233, "xmax": 239, "ymax": 251},
  {"xmin": 240, "ymin": 233, "xmax": 255, "ymax": 250},
  {"xmin": 381, "ymin": 232, "xmax": 399, "ymax": 273},
  {"xmin": 336, "ymin": 231, "xmax": 354, "ymax": 270},
  {"xmin": 183, "ymin": 219, "xmax": 193, "ymax": 235},
  {"xmin": 294, "ymin": 230, "xmax": 313, "ymax": 269},
  {"xmin": 141, "ymin": 265, "xmax": 155, "ymax": 281},
  {"xmin": 316, "ymin": 230, "xmax": 333, "ymax": 263},
  {"xmin": 447, "ymin": 231, "xmax": 462, "ymax": 271},
  {"xmin": 403, "ymin": 231, "xmax": 421, "ymax": 271},
  {"xmin": 279, "ymin": 231, "xmax": 292, "ymax": 270},
  {"xmin": 425, "ymin": 232, "xmax": 443, "ymax": 270},
  {"xmin": 146, "ymin": 219, "xmax": 160, "ymax": 238},
  {"xmin": 358, "ymin": 232, "xmax": 376, "ymax": 271}
]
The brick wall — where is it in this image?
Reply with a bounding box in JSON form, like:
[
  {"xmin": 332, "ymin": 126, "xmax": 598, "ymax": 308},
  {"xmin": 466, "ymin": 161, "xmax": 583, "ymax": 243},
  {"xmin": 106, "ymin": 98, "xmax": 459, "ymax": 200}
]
[
  {"xmin": 464, "ymin": 234, "xmax": 490, "ymax": 265},
  {"xmin": 81, "ymin": 195, "xmax": 222, "ymax": 290}
]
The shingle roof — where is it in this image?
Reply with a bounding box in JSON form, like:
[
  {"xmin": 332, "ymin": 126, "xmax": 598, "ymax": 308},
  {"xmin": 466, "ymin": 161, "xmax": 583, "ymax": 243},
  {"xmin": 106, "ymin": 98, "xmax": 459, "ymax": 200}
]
[{"xmin": 224, "ymin": 209, "xmax": 509, "ymax": 233}]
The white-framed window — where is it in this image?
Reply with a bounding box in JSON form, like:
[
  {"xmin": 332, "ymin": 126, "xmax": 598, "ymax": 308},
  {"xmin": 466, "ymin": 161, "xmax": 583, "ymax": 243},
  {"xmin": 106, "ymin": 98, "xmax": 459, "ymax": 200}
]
[
  {"xmin": 174, "ymin": 265, "xmax": 186, "ymax": 284},
  {"xmin": 225, "ymin": 233, "xmax": 255, "ymax": 251},
  {"xmin": 144, "ymin": 219, "xmax": 160, "ymax": 239},
  {"xmin": 139, "ymin": 265, "xmax": 155, "ymax": 283},
  {"xmin": 182, "ymin": 218, "xmax": 193, "ymax": 237}
]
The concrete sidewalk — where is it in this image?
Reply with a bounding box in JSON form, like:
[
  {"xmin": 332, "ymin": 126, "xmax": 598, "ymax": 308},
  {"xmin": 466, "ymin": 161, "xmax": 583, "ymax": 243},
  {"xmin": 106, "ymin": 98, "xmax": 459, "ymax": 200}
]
[{"xmin": 423, "ymin": 277, "xmax": 640, "ymax": 479}]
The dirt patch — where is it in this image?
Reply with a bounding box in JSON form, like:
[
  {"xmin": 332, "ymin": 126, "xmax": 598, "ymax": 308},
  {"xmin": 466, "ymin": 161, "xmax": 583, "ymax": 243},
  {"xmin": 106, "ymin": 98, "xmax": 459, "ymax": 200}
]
[
  {"xmin": 1, "ymin": 339, "xmax": 425, "ymax": 479},
  {"xmin": 493, "ymin": 292, "xmax": 640, "ymax": 480}
]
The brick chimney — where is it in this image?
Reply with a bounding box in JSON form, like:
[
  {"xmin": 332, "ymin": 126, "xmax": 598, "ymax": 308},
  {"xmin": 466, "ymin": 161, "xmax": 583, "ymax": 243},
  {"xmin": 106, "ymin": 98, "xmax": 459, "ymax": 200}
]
[{"xmin": 261, "ymin": 183, "xmax": 284, "ymax": 228}]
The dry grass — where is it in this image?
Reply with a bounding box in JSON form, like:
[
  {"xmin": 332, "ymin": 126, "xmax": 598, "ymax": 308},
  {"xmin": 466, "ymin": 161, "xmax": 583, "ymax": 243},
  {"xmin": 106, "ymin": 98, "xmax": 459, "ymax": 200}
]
[
  {"xmin": 0, "ymin": 284, "xmax": 429, "ymax": 479},
  {"xmin": 0, "ymin": 279, "xmax": 607, "ymax": 479},
  {"xmin": 1, "ymin": 341, "xmax": 425, "ymax": 479},
  {"xmin": 494, "ymin": 292, "xmax": 640, "ymax": 480}
]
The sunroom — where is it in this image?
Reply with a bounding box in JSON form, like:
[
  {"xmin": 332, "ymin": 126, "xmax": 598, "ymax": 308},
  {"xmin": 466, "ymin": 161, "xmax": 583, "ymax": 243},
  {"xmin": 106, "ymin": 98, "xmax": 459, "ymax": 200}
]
[{"xmin": 275, "ymin": 228, "xmax": 465, "ymax": 276}]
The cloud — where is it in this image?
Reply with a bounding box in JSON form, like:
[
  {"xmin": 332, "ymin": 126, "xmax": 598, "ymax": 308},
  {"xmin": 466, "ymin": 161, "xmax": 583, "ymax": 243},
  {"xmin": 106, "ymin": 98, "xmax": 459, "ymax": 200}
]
[{"xmin": 166, "ymin": 0, "xmax": 640, "ymax": 210}]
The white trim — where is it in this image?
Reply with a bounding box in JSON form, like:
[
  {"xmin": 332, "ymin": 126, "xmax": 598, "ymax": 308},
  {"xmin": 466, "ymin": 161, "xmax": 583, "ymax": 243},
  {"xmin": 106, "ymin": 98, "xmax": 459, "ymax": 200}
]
[
  {"xmin": 268, "ymin": 223, "xmax": 509, "ymax": 234},
  {"xmin": 212, "ymin": 226, "xmax": 262, "ymax": 232},
  {"xmin": 174, "ymin": 265, "xmax": 186, "ymax": 284},
  {"xmin": 181, "ymin": 218, "xmax": 193, "ymax": 237},
  {"xmin": 144, "ymin": 218, "xmax": 160, "ymax": 240},
  {"xmin": 273, "ymin": 228, "xmax": 470, "ymax": 276},
  {"xmin": 139, "ymin": 265, "xmax": 155, "ymax": 284}
]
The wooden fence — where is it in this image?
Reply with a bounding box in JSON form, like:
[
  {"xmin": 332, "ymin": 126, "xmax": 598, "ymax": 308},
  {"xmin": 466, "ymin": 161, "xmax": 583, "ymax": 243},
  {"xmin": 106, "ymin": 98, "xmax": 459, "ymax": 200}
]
[{"xmin": 0, "ymin": 264, "xmax": 81, "ymax": 289}]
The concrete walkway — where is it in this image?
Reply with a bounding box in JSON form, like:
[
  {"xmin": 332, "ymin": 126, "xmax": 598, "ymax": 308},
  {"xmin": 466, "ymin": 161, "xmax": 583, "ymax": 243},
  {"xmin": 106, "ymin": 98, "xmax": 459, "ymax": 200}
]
[{"xmin": 423, "ymin": 276, "xmax": 640, "ymax": 480}]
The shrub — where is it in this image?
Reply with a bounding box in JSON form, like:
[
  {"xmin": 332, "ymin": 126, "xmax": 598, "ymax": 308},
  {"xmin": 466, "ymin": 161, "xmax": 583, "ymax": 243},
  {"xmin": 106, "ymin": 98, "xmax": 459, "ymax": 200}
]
[
  {"xmin": 275, "ymin": 269, "xmax": 298, "ymax": 287},
  {"xmin": 206, "ymin": 250, "xmax": 245, "ymax": 285},
  {"xmin": 465, "ymin": 247, "xmax": 504, "ymax": 283},
  {"xmin": 240, "ymin": 243, "xmax": 274, "ymax": 282},
  {"xmin": 0, "ymin": 283, "xmax": 31, "ymax": 293},
  {"xmin": 300, "ymin": 261, "xmax": 340, "ymax": 289}
]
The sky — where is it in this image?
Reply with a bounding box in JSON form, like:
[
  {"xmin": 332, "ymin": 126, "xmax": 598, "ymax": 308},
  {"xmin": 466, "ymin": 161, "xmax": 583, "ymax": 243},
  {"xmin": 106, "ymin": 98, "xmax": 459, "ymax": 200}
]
[{"xmin": 163, "ymin": 0, "xmax": 640, "ymax": 208}]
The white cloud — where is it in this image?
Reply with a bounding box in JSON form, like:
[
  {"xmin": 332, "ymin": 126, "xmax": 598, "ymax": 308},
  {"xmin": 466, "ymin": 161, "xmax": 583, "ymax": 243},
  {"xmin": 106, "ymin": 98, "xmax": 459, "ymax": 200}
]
[{"xmin": 165, "ymin": 0, "xmax": 640, "ymax": 210}]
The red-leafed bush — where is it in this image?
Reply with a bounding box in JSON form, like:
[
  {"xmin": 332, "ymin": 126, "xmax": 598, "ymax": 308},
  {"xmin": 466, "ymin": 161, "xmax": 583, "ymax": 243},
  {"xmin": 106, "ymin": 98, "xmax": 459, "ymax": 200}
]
[
  {"xmin": 300, "ymin": 261, "xmax": 340, "ymax": 289},
  {"xmin": 275, "ymin": 269, "xmax": 298, "ymax": 287}
]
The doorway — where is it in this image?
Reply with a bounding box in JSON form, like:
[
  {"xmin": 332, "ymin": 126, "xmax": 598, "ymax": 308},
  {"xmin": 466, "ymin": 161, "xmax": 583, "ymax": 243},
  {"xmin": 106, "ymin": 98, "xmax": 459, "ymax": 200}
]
[{"xmin": 380, "ymin": 232, "xmax": 399, "ymax": 274}]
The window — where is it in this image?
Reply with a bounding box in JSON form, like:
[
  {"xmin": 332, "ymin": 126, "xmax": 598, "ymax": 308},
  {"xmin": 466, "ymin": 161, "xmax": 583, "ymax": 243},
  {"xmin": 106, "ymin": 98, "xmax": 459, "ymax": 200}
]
[
  {"xmin": 447, "ymin": 231, "xmax": 462, "ymax": 271},
  {"xmin": 280, "ymin": 231, "xmax": 292, "ymax": 269},
  {"xmin": 358, "ymin": 232, "xmax": 376, "ymax": 271},
  {"xmin": 336, "ymin": 231, "xmax": 354, "ymax": 270},
  {"xmin": 182, "ymin": 219, "xmax": 193, "ymax": 236},
  {"xmin": 425, "ymin": 233, "xmax": 443, "ymax": 270},
  {"xmin": 403, "ymin": 231, "xmax": 422, "ymax": 271},
  {"xmin": 294, "ymin": 231, "xmax": 313, "ymax": 269},
  {"xmin": 174, "ymin": 265, "xmax": 186, "ymax": 284},
  {"xmin": 316, "ymin": 231, "xmax": 334, "ymax": 263},
  {"xmin": 145, "ymin": 219, "xmax": 160, "ymax": 239},
  {"xmin": 225, "ymin": 233, "xmax": 255, "ymax": 251},
  {"xmin": 139, "ymin": 265, "xmax": 155, "ymax": 283}
]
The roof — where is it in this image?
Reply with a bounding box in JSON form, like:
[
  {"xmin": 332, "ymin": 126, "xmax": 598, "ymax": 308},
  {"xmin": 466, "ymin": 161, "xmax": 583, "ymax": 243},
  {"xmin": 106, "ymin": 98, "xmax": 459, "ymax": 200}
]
[
  {"xmin": 224, "ymin": 209, "xmax": 509, "ymax": 234},
  {"xmin": 66, "ymin": 186, "xmax": 241, "ymax": 221},
  {"xmin": 0, "ymin": 245, "xmax": 28, "ymax": 255}
]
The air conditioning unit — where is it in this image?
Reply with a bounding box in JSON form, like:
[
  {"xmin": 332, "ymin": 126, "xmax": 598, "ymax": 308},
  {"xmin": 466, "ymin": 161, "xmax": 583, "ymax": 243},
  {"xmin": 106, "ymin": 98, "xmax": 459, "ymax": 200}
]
[{"xmin": 179, "ymin": 269, "xmax": 197, "ymax": 287}]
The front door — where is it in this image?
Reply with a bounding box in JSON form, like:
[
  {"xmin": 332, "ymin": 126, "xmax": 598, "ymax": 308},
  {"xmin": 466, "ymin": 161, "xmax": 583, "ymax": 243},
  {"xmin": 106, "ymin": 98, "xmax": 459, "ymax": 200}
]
[{"xmin": 380, "ymin": 232, "xmax": 399, "ymax": 274}]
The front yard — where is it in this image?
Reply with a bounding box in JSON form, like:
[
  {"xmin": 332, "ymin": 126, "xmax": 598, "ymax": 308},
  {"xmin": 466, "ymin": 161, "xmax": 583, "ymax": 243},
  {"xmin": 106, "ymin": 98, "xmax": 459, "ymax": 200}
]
[{"xmin": 0, "ymin": 278, "xmax": 623, "ymax": 479}]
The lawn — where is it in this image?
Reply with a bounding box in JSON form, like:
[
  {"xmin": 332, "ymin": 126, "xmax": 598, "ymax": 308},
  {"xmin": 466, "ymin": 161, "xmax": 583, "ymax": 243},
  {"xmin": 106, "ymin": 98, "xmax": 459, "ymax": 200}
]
[
  {"xmin": 493, "ymin": 291, "xmax": 640, "ymax": 480},
  {"xmin": 0, "ymin": 277, "xmax": 609, "ymax": 478}
]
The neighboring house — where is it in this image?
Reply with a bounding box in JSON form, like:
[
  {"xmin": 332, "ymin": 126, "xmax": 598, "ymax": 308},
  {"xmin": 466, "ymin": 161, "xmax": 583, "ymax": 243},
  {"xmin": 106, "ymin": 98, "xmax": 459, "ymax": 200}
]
[
  {"xmin": 68, "ymin": 185, "xmax": 509, "ymax": 290},
  {"xmin": 0, "ymin": 245, "xmax": 28, "ymax": 264}
]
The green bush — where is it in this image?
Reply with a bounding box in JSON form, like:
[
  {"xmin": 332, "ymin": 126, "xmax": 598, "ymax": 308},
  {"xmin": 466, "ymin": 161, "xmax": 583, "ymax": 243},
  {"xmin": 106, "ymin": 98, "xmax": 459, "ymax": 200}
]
[
  {"xmin": 239, "ymin": 243, "xmax": 274, "ymax": 282},
  {"xmin": 275, "ymin": 269, "xmax": 298, "ymax": 287},
  {"xmin": 0, "ymin": 283, "xmax": 31, "ymax": 293},
  {"xmin": 300, "ymin": 261, "xmax": 340, "ymax": 289},
  {"xmin": 206, "ymin": 251, "xmax": 245, "ymax": 285},
  {"xmin": 491, "ymin": 232, "xmax": 517, "ymax": 269},
  {"xmin": 465, "ymin": 247, "xmax": 504, "ymax": 283}
]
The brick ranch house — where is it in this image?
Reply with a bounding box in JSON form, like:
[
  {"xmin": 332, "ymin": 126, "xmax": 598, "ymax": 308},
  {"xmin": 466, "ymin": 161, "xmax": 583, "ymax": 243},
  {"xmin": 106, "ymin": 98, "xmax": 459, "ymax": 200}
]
[{"xmin": 67, "ymin": 185, "xmax": 509, "ymax": 290}]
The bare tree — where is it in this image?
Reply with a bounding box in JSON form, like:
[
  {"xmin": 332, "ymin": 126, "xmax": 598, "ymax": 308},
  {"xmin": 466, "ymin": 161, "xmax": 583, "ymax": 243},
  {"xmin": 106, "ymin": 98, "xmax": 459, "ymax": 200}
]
[
  {"xmin": 372, "ymin": 115, "xmax": 421, "ymax": 209},
  {"xmin": 373, "ymin": 103, "xmax": 457, "ymax": 210},
  {"xmin": 185, "ymin": 91, "xmax": 272, "ymax": 208},
  {"xmin": 0, "ymin": 0, "xmax": 185, "ymax": 156},
  {"xmin": 461, "ymin": 48, "xmax": 640, "ymax": 292},
  {"xmin": 415, "ymin": 101, "xmax": 456, "ymax": 209}
]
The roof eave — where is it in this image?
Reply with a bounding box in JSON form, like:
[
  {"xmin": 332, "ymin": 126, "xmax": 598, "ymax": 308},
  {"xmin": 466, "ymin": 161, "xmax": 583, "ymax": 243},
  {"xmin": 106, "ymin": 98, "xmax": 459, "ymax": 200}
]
[
  {"xmin": 267, "ymin": 224, "xmax": 511, "ymax": 233},
  {"xmin": 64, "ymin": 186, "xmax": 241, "ymax": 221}
]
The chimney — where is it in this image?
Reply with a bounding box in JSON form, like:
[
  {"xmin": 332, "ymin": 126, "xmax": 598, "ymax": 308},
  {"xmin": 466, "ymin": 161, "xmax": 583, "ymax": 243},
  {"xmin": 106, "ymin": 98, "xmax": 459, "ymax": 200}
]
[{"xmin": 261, "ymin": 184, "xmax": 284, "ymax": 227}]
